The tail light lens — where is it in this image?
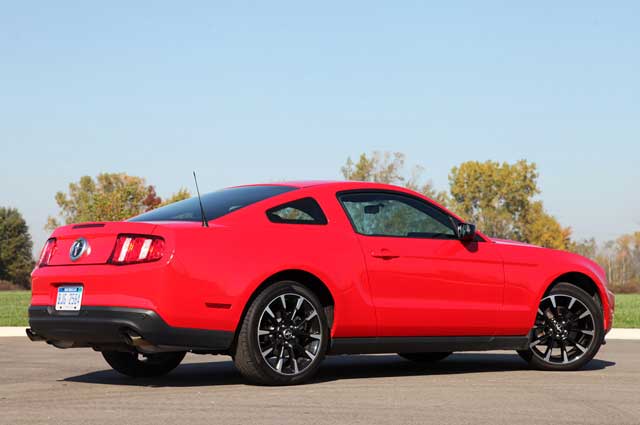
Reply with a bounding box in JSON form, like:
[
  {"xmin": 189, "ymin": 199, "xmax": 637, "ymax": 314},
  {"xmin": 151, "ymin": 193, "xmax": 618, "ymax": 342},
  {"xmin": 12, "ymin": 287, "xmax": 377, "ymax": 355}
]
[
  {"xmin": 110, "ymin": 235, "xmax": 165, "ymax": 265},
  {"xmin": 38, "ymin": 238, "xmax": 57, "ymax": 267}
]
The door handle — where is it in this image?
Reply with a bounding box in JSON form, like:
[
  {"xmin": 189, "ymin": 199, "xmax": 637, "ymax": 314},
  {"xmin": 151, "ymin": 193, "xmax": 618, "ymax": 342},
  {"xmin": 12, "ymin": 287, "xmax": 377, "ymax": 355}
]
[{"xmin": 371, "ymin": 249, "xmax": 399, "ymax": 260}]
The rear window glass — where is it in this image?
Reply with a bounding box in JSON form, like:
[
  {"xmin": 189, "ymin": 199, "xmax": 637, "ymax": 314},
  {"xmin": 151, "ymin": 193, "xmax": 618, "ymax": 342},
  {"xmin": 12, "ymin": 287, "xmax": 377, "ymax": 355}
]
[{"xmin": 129, "ymin": 185, "xmax": 297, "ymax": 223}]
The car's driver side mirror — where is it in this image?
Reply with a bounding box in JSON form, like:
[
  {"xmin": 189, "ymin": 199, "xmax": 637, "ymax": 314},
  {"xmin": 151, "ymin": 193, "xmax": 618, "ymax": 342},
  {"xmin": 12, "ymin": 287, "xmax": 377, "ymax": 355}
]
[{"xmin": 457, "ymin": 222, "xmax": 476, "ymax": 242}]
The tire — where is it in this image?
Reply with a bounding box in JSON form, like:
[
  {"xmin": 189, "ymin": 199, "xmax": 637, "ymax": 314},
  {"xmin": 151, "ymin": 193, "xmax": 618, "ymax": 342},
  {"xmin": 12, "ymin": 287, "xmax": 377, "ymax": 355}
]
[
  {"xmin": 233, "ymin": 281, "xmax": 329, "ymax": 385},
  {"xmin": 102, "ymin": 351, "xmax": 186, "ymax": 378},
  {"xmin": 398, "ymin": 352, "xmax": 452, "ymax": 363},
  {"xmin": 518, "ymin": 282, "xmax": 604, "ymax": 371}
]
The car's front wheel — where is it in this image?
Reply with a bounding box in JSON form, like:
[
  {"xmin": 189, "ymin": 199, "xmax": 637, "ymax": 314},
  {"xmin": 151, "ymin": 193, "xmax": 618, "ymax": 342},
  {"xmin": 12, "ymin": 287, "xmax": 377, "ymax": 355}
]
[
  {"xmin": 518, "ymin": 282, "xmax": 604, "ymax": 371},
  {"xmin": 102, "ymin": 351, "xmax": 186, "ymax": 377},
  {"xmin": 233, "ymin": 281, "xmax": 329, "ymax": 385}
]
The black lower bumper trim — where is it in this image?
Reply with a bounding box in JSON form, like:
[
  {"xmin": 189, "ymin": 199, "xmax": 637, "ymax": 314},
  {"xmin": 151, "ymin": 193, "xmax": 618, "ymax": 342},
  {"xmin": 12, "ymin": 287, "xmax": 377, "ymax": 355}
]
[
  {"xmin": 329, "ymin": 335, "xmax": 529, "ymax": 355},
  {"xmin": 28, "ymin": 306, "xmax": 233, "ymax": 352}
]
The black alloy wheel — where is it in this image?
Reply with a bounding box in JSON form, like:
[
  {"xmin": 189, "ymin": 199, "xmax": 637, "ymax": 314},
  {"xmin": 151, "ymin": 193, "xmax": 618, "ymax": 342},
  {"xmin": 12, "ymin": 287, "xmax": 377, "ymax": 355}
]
[
  {"xmin": 518, "ymin": 283, "xmax": 604, "ymax": 371},
  {"xmin": 233, "ymin": 281, "xmax": 329, "ymax": 385}
]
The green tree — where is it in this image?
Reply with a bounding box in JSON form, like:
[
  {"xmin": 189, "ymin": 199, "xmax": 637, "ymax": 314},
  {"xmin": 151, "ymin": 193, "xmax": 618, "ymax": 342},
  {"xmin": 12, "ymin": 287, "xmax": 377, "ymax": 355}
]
[
  {"xmin": 341, "ymin": 153, "xmax": 572, "ymax": 250},
  {"xmin": 0, "ymin": 207, "xmax": 35, "ymax": 289},
  {"xmin": 160, "ymin": 188, "xmax": 191, "ymax": 206},
  {"xmin": 447, "ymin": 160, "xmax": 572, "ymax": 249},
  {"xmin": 341, "ymin": 151, "xmax": 447, "ymax": 203},
  {"xmin": 46, "ymin": 173, "xmax": 161, "ymax": 229}
]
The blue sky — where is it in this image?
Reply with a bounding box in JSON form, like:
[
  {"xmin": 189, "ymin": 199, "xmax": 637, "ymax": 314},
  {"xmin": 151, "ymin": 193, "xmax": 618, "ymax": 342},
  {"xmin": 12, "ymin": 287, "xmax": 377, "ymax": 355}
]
[{"xmin": 1, "ymin": 1, "xmax": 638, "ymax": 253}]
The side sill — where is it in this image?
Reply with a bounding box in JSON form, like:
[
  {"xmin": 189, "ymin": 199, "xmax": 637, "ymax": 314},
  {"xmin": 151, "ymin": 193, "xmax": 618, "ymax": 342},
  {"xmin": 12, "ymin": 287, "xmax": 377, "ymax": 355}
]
[{"xmin": 328, "ymin": 335, "xmax": 529, "ymax": 355}]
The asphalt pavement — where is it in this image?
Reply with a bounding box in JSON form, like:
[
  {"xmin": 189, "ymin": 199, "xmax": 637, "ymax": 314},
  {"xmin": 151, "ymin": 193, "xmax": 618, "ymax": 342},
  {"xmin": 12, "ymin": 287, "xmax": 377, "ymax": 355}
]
[{"xmin": 1, "ymin": 337, "xmax": 638, "ymax": 425}]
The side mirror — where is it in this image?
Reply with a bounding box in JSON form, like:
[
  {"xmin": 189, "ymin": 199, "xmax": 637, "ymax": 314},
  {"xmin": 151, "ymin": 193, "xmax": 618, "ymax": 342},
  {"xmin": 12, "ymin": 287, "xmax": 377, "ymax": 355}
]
[{"xmin": 457, "ymin": 222, "xmax": 476, "ymax": 242}]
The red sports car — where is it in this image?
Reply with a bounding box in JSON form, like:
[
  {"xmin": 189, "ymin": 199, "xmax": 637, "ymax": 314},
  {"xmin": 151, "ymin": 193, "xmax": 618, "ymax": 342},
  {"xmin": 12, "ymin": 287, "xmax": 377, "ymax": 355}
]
[{"xmin": 28, "ymin": 181, "xmax": 614, "ymax": 385}]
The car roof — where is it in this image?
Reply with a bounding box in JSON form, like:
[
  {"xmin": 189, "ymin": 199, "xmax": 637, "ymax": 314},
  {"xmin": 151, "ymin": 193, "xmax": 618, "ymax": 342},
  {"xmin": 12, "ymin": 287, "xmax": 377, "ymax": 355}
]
[
  {"xmin": 234, "ymin": 180, "xmax": 411, "ymax": 191},
  {"xmin": 228, "ymin": 180, "xmax": 486, "ymax": 240}
]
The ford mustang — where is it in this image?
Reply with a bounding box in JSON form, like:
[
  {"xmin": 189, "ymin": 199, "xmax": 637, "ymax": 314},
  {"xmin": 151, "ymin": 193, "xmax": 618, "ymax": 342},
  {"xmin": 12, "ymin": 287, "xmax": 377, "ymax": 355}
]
[{"xmin": 28, "ymin": 181, "xmax": 615, "ymax": 385}]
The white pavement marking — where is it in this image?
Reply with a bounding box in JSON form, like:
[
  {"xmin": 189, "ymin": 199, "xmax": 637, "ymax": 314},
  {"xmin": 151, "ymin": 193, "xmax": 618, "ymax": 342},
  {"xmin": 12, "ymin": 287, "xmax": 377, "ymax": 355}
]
[
  {"xmin": 0, "ymin": 327, "xmax": 27, "ymax": 337},
  {"xmin": 1, "ymin": 327, "xmax": 640, "ymax": 339},
  {"xmin": 607, "ymin": 328, "xmax": 640, "ymax": 340}
]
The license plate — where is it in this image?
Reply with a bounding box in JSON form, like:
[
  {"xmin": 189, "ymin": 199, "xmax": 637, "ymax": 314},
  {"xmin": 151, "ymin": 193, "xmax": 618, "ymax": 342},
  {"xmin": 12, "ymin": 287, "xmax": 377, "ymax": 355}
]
[{"xmin": 55, "ymin": 286, "xmax": 83, "ymax": 311}]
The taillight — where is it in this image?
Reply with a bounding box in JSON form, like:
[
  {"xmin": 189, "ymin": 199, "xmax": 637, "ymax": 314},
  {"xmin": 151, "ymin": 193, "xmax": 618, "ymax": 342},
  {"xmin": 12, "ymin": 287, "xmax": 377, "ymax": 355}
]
[
  {"xmin": 38, "ymin": 238, "xmax": 57, "ymax": 267},
  {"xmin": 110, "ymin": 235, "xmax": 165, "ymax": 265}
]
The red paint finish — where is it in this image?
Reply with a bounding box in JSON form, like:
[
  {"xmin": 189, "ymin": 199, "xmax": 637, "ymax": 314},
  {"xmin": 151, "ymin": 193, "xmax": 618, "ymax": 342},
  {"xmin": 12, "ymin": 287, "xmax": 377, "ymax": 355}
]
[{"xmin": 31, "ymin": 181, "xmax": 614, "ymax": 340}]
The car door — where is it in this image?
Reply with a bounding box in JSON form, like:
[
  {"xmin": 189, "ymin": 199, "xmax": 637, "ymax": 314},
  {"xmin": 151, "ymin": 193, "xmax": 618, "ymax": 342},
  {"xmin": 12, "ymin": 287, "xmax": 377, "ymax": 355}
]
[{"xmin": 338, "ymin": 190, "xmax": 505, "ymax": 337}]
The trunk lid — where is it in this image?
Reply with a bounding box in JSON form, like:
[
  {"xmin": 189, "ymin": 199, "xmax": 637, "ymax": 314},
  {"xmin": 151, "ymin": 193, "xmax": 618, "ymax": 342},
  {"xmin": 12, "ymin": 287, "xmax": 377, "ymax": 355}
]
[{"xmin": 47, "ymin": 222, "xmax": 158, "ymax": 266}]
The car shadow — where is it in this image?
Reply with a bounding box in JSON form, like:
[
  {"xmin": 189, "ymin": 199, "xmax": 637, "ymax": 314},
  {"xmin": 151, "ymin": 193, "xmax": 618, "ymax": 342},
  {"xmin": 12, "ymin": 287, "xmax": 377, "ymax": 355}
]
[{"xmin": 63, "ymin": 353, "xmax": 616, "ymax": 388}]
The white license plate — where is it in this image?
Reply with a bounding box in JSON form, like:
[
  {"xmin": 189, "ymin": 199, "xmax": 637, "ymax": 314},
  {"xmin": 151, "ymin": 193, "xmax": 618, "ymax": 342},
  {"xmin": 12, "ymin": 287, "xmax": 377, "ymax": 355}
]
[{"xmin": 55, "ymin": 286, "xmax": 83, "ymax": 311}]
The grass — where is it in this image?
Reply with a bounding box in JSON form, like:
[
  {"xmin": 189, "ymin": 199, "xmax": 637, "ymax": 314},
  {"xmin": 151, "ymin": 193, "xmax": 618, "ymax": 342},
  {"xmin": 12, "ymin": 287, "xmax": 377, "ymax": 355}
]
[
  {"xmin": 613, "ymin": 293, "xmax": 640, "ymax": 328},
  {"xmin": 0, "ymin": 290, "xmax": 639, "ymax": 328},
  {"xmin": 0, "ymin": 290, "xmax": 30, "ymax": 327}
]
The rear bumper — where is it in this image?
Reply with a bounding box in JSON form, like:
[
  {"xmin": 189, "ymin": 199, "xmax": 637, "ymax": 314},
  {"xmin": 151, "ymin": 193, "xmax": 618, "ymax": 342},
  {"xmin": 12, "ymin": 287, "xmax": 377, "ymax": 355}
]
[{"xmin": 28, "ymin": 306, "xmax": 234, "ymax": 352}]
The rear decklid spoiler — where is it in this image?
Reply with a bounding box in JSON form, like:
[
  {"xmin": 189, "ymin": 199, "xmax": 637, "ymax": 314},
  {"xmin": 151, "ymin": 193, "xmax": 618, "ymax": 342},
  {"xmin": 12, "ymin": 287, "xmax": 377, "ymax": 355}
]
[{"xmin": 46, "ymin": 222, "xmax": 158, "ymax": 266}]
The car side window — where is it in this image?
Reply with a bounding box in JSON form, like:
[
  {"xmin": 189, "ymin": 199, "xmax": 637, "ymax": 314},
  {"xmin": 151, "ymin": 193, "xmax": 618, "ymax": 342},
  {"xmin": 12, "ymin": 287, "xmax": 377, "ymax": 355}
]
[
  {"xmin": 338, "ymin": 192, "xmax": 456, "ymax": 239},
  {"xmin": 266, "ymin": 197, "xmax": 328, "ymax": 225}
]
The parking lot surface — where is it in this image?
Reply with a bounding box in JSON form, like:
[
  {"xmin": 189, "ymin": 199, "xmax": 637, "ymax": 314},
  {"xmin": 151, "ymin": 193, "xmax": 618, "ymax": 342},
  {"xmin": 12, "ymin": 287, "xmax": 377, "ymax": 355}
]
[{"xmin": 1, "ymin": 338, "xmax": 638, "ymax": 425}]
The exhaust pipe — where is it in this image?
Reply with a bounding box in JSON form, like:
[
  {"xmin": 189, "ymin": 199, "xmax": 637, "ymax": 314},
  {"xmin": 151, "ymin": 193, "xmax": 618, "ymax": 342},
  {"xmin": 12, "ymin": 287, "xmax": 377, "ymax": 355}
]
[
  {"xmin": 123, "ymin": 330, "xmax": 157, "ymax": 352},
  {"xmin": 25, "ymin": 328, "xmax": 45, "ymax": 342},
  {"xmin": 122, "ymin": 330, "xmax": 182, "ymax": 353}
]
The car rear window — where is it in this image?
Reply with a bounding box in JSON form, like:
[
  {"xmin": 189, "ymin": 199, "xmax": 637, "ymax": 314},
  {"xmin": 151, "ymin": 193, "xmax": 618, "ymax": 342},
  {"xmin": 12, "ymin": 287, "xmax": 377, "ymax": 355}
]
[{"xmin": 129, "ymin": 185, "xmax": 297, "ymax": 223}]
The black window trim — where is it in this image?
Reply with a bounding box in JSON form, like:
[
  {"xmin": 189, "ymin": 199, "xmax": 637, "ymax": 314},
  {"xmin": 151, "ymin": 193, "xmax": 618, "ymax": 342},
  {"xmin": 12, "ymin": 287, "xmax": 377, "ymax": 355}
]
[
  {"xmin": 336, "ymin": 189, "xmax": 486, "ymax": 242},
  {"xmin": 266, "ymin": 197, "xmax": 328, "ymax": 225}
]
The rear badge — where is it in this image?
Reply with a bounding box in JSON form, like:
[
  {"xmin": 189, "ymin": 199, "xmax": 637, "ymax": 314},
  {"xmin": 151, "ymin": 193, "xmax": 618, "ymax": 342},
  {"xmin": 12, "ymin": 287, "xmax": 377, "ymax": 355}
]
[{"xmin": 69, "ymin": 237, "xmax": 90, "ymax": 261}]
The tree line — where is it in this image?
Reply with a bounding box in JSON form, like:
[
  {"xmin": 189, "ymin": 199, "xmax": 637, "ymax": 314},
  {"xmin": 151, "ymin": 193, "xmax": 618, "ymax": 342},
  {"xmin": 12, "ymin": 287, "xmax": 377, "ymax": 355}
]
[{"xmin": 0, "ymin": 154, "xmax": 638, "ymax": 292}]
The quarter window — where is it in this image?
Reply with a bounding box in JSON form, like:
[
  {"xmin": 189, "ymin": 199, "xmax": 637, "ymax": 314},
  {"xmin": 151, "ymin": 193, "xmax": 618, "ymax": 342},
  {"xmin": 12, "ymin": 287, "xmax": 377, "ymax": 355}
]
[
  {"xmin": 338, "ymin": 192, "xmax": 456, "ymax": 239},
  {"xmin": 267, "ymin": 197, "xmax": 328, "ymax": 225}
]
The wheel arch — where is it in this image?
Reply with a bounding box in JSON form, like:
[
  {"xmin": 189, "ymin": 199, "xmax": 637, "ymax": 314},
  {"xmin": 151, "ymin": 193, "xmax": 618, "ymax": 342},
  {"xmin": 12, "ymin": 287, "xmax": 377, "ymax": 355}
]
[
  {"xmin": 231, "ymin": 268, "xmax": 336, "ymax": 351},
  {"xmin": 543, "ymin": 271, "xmax": 603, "ymax": 307}
]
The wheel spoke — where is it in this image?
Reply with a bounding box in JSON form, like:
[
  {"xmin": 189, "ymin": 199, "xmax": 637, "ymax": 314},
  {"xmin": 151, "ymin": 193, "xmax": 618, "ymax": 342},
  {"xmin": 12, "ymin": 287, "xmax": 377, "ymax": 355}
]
[
  {"xmin": 291, "ymin": 296, "xmax": 304, "ymax": 320},
  {"xmin": 529, "ymin": 336, "xmax": 547, "ymax": 348},
  {"xmin": 544, "ymin": 345, "xmax": 552, "ymax": 361},
  {"xmin": 578, "ymin": 310, "xmax": 591, "ymax": 319},
  {"xmin": 561, "ymin": 342, "xmax": 569, "ymax": 364},
  {"xmin": 580, "ymin": 329, "xmax": 595, "ymax": 336},
  {"xmin": 275, "ymin": 346, "xmax": 285, "ymax": 371},
  {"xmin": 288, "ymin": 345, "xmax": 299, "ymax": 374}
]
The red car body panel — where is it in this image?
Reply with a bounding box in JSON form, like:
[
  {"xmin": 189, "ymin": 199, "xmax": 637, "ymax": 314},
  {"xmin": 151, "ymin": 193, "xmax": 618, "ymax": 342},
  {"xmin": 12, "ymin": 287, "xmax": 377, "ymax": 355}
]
[{"xmin": 30, "ymin": 181, "xmax": 614, "ymax": 348}]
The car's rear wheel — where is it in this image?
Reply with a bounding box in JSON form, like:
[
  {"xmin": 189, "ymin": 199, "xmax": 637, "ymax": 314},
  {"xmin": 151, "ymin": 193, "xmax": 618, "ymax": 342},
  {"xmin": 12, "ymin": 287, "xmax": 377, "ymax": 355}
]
[
  {"xmin": 518, "ymin": 282, "xmax": 604, "ymax": 371},
  {"xmin": 102, "ymin": 351, "xmax": 186, "ymax": 378},
  {"xmin": 233, "ymin": 281, "xmax": 329, "ymax": 385},
  {"xmin": 398, "ymin": 352, "xmax": 452, "ymax": 363}
]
